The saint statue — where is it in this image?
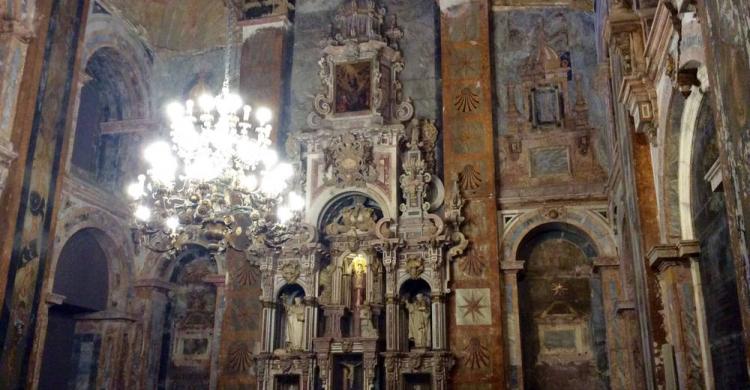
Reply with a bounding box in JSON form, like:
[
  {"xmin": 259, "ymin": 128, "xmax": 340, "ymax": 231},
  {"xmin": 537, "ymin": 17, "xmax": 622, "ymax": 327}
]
[
  {"xmin": 283, "ymin": 296, "xmax": 306, "ymax": 350},
  {"xmin": 405, "ymin": 293, "xmax": 431, "ymax": 349}
]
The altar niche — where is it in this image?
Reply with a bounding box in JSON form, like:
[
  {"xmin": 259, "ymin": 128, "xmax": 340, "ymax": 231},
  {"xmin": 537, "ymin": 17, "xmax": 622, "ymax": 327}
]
[
  {"xmin": 276, "ymin": 284, "xmax": 306, "ymax": 353},
  {"xmin": 399, "ymin": 279, "xmax": 432, "ymax": 351}
]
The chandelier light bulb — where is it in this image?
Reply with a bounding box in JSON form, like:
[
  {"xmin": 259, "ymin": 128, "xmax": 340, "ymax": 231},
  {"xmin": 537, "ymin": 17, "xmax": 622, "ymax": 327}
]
[
  {"xmin": 277, "ymin": 206, "xmax": 293, "ymax": 224},
  {"xmin": 240, "ymin": 174, "xmax": 258, "ymax": 192},
  {"xmin": 143, "ymin": 141, "xmax": 172, "ymax": 165},
  {"xmin": 166, "ymin": 102, "xmax": 184, "ymax": 121},
  {"xmin": 243, "ymin": 105, "xmax": 252, "ymax": 121},
  {"xmin": 288, "ymin": 191, "xmax": 305, "ymax": 211},
  {"xmin": 199, "ymin": 94, "xmax": 215, "ymax": 112},
  {"xmin": 256, "ymin": 106, "xmax": 272, "ymax": 125},
  {"xmin": 134, "ymin": 205, "xmax": 151, "ymax": 222},
  {"xmin": 166, "ymin": 216, "xmax": 180, "ymax": 232},
  {"xmin": 127, "ymin": 181, "xmax": 144, "ymax": 200},
  {"xmin": 261, "ymin": 149, "xmax": 278, "ymax": 169}
]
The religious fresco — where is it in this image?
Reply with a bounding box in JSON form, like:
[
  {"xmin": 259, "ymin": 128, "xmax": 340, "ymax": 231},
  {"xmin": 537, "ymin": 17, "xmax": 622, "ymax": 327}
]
[{"xmin": 335, "ymin": 61, "xmax": 372, "ymax": 114}]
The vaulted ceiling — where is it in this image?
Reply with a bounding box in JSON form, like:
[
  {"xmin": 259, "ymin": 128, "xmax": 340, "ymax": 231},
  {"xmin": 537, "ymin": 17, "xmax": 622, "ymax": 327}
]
[{"xmin": 100, "ymin": 0, "xmax": 228, "ymax": 52}]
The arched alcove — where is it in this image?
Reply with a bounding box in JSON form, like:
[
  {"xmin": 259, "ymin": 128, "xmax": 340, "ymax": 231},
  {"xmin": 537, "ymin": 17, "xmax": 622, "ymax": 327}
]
[
  {"xmin": 71, "ymin": 46, "xmax": 146, "ymax": 190},
  {"xmin": 516, "ymin": 223, "xmax": 609, "ymax": 390},
  {"xmin": 276, "ymin": 283, "xmax": 306, "ymax": 351},
  {"xmin": 38, "ymin": 229, "xmax": 110, "ymax": 390},
  {"xmin": 399, "ymin": 278, "xmax": 432, "ymax": 350},
  {"xmin": 688, "ymin": 101, "xmax": 750, "ymax": 388},
  {"xmin": 158, "ymin": 246, "xmax": 218, "ymax": 390}
]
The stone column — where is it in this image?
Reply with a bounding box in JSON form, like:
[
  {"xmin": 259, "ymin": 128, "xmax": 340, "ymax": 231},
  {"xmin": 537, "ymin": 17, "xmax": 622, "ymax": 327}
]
[
  {"xmin": 648, "ymin": 244, "xmax": 705, "ymax": 390},
  {"xmin": 132, "ymin": 279, "xmax": 172, "ymax": 390},
  {"xmin": 501, "ymin": 260, "xmax": 524, "ymax": 390},
  {"xmin": 439, "ymin": 1, "xmax": 504, "ymax": 387},
  {"xmin": 593, "ymin": 257, "xmax": 631, "ymax": 390},
  {"xmin": 385, "ymin": 295, "xmax": 400, "ymax": 351},
  {"xmin": 239, "ymin": 8, "xmax": 292, "ymax": 144},
  {"xmin": 261, "ymin": 299, "xmax": 277, "ymax": 352},
  {"xmin": 303, "ymin": 296, "xmax": 317, "ymax": 351},
  {"xmin": 204, "ymin": 274, "xmax": 227, "ymax": 390}
]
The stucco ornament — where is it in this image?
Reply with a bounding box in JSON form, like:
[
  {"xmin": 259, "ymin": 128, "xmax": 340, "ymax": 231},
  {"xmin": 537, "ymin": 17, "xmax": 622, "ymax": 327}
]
[
  {"xmin": 406, "ymin": 256, "xmax": 425, "ymax": 279},
  {"xmin": 324, "ymin": 133, "xmax": 377, "ymax": 188},
  {"xmin": 280, "ymin": 262, "xmax": 301, "ymax": 284}
]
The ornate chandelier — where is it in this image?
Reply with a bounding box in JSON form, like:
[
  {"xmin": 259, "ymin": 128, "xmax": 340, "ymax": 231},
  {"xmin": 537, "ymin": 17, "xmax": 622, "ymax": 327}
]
[{"xmin": 125, "ymin": 7, "xmax": 301, "ymax": 258}]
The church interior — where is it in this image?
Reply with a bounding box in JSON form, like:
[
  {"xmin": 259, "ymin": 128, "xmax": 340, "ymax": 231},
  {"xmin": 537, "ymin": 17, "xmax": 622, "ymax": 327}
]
[{"xmin": 1, "ymin": 0, "xmax": 750, "ymax": 389}]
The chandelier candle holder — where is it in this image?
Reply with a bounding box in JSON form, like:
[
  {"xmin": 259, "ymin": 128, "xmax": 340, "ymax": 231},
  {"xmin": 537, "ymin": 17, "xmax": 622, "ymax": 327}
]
[{"xmin": 126, "ymin": 86, "xmax": 304, "ymax": 259}]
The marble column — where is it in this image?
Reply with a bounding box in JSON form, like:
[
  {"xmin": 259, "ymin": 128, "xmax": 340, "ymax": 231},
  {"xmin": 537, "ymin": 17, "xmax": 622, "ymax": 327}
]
[
  {"xmin": 648, "ymin": 243, "xmax": 705, "ymax": 390},
  {"xmin": 261, "ymin": 299, "xmax": 277, "ymax": 352},
  {"xmin": 501, "ymin": 260, "xmax": 524, "ymax": 390},
  {"xmin": 431, "ymin": 294, "xmax": 447, "ymax": 350}
]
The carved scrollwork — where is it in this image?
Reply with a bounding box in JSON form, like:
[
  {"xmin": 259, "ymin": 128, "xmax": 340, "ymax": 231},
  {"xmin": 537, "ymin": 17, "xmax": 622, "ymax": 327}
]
[{"xmin": 324, "ymin": 133, "xmax": 377, "ymax": 188}]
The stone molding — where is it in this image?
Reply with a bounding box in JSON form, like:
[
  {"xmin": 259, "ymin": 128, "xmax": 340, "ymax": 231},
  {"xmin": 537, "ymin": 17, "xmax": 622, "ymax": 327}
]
[
  {"xmin": 501, "ymin": 260, "xmax": 525, "ymax": 273},
  {"xmin": 44, "ymin": 292, "xmax": 66, "ymax": 306},
  {"xmin": 647, "ymin": 240, "xmax": 700, "ymax": 273}
]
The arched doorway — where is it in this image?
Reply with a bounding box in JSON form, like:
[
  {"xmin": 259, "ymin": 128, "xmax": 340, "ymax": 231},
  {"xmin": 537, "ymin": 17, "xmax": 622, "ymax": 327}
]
[
  {"xmin": 689, "ymin": 102, "xmax": 749, "ymax": 388},
  {"xmin": 517, "ymin": 223, "xmax": 609, "ymax": 389},
  {"xmin": 38, "ymin": 229, "xmax": 109, "ymax": 389}
]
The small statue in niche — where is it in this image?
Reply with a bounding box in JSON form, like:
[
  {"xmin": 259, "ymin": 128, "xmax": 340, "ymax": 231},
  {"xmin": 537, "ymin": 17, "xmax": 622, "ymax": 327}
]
[
  {"xmin": 283, "ymin": 296, "xmax": 306, "ymax": 351},
  {"xmin": 405, "ymin": 293, "xmax": 431, "ymax": 349}
]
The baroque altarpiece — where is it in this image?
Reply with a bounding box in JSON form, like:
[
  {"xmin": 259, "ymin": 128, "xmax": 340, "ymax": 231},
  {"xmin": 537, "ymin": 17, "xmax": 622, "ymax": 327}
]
[{"xmin": 250, "ymin": 2, "xmax": 466, "ymax": 389}]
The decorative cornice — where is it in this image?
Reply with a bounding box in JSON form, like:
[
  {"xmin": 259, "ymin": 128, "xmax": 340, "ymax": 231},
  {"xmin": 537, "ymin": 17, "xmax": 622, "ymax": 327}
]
[
  {"xmin": 647, "ymin": 244, "xmax": 690, "ymax": 273},
  {"xmin": 593, "ymin": 256, "xmax": 620, "ymax": 269},
  {"xmin": 501, "ymin": 260, "xmax": 525, "ymax": 273}
]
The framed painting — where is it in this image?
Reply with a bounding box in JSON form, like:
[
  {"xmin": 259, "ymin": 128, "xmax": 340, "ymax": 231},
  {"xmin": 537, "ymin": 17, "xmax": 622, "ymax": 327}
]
[{"xmin": 334, "ymin": 61, "xmax": 372, "ymax": 114}]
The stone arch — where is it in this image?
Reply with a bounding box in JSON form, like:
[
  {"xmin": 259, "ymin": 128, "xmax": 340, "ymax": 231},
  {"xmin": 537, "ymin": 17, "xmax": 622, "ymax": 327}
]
[
  {"xmin": 274, "ymin": 281, "xmax": 310, "ymax": 300},
  {"xmin": 48, "ymin": 206, "xmax": 134, "ymax": 309},
  {"xmin": 504, "ymin": 208, "xmax": 617, "ymax": 263},
  {"xmin": 677, "ymin": 86, "xmax": 706, "ymax": 240},
  {"xmin": 514, "ymin": 220, "xmax": 610, "ymax": 389},
  {"xmin": 81, "ymin": 13, "xmax": 152, "ymax": 119},
  {"xmin": 308, "ymin": 186, "xmax": 393, "ymax": 227},
  {"xmin": 658, "ymin": 86, "xmax": 688, "ymax": 242}
]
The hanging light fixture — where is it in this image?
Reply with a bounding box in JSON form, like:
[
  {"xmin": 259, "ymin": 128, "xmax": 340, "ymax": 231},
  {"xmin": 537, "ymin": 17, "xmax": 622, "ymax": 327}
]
[{"xmin": 126, "ymin": 5, "xmax": 302, "ymax": 258}]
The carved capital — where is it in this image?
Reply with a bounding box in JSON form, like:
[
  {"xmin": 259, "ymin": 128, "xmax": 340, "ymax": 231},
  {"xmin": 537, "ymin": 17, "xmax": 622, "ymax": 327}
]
[
  {"xmin": 647, "ymin": 244, "xmax": 689, "ymax": 274},
  {"xmin": 619, "ymin": 75, "xmax": 658, "ymax": 144}
]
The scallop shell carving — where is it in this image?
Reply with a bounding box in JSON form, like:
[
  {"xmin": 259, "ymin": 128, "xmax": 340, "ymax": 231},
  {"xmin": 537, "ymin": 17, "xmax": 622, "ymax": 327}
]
[
  {"xmin": 230, "ymin": 260, "xmax": 259, "ymax": 288},
  {"xmin": 459, "ymin": 253, "xmax": 486, "ymax": 277},
  {"xmin": 227, "ymin": 343, "xmax": 254, "ymax": 373},
  {"xmin": 459, "ymin": 165, "xmax": 482, "ymax": 191},
  {"xmin": 464, "ymin": 337, "xmax": 490, "ymax": 369},
  {"xmin": 454, "ymin": 87, "xmax": 480, "ymax": 113}
]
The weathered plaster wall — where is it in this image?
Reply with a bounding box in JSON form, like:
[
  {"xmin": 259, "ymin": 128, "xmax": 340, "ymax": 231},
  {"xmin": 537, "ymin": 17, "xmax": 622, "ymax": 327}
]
[{"xmin": 493, "ymin": 8, "xmax": 609, "ymax": 168}]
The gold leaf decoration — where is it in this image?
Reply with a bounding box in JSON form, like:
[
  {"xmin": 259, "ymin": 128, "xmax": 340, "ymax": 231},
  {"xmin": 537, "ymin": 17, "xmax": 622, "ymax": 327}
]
[
  {"xmin": 454, "ymin": 87, "xmax": 480, "ymax": 113},
  {"xmin": 226, "ymin": 343, "xmax": 254, "ymax": 373},
  {"xmin": 459, "ymin": 165, "xmax": 482, "ymax": 191},
  {"xmin": 464, "ymin": 337, "xmax": 490, "ymax": 369}
]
